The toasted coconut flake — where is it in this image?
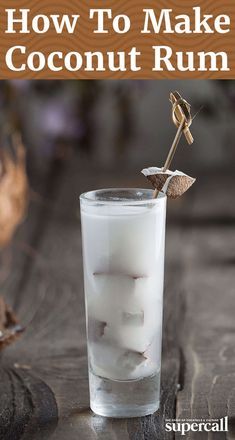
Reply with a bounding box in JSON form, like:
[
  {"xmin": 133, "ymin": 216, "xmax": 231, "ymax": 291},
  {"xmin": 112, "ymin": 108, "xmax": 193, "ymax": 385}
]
[
  {"xmin": 0, "ymin": 296, "xmax": 24, "ymax": 350},
  {"xmin": 0, "ymin": 138, "xmax": 29, "ymax": 247},
  {"xmin": 142, "ymin": 167, "xmax": 196, "ymax": 199}
]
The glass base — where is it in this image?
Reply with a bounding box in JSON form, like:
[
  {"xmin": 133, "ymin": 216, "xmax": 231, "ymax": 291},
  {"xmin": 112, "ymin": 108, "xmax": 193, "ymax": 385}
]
[{"xmin": 89, "ymin": 369, "xmax": 161, "ymax": 418}]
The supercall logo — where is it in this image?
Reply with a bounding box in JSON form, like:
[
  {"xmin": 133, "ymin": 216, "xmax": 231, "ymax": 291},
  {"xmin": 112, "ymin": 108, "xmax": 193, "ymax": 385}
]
[{"xmin": 165, "ymin": 417, "xmax": 228, "ymax": 436}]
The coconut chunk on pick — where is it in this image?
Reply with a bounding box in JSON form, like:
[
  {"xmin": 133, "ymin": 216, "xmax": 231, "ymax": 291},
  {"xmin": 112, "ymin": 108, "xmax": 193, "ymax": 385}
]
[
  {"xmin": 142, "ymin": 91, "xmax": 197, "ymax": 199},
  {"xmin": 142, "ymin": 168, "xmax": 195, "ymax": 199}
]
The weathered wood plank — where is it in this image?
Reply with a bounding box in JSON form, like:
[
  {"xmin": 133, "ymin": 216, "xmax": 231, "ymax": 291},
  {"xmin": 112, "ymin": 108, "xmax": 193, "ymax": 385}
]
[
  {"xmin": 0, "ymin": 158, "xmax": 64, "ymax": 440},
  {"xmin": 0, "ymin": 366, "xmax": 58, "ymax": 440},
  {"xmin": 176, "ymin": 175, "xmax": 235, "ymax": 439}
]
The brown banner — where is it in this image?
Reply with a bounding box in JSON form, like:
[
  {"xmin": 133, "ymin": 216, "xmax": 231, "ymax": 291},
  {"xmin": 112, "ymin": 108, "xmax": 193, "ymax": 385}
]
[{"xmin": 0, "ymin": 0, "xmax": 234, "ymax": 79}]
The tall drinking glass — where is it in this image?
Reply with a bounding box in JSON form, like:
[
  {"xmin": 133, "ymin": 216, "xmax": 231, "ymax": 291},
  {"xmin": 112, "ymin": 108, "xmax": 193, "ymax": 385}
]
[{"xmin": 80, "ymin": 189, "xmax": 166, "ymax": 418}]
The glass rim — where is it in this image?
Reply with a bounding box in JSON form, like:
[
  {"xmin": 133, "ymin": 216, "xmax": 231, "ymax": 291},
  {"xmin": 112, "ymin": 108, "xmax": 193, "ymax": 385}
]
[{"xmin": 80, "ymin": 188, "xmax": 166, "ymax": 206}]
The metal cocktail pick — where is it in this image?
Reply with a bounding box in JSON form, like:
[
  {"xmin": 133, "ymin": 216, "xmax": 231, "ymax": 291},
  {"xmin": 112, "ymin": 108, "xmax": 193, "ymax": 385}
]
[{"xmin": 153, "ymin": 91, "xmax": 194, "ymax": 199}]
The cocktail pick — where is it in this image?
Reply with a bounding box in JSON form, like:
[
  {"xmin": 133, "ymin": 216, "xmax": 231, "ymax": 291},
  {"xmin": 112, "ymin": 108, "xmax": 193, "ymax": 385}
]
[
  {"xmin": 170, "ymin": 91, "xmax": 194, "ymax": 146},
  {"xmin": 152, "ymin": 91, "xmax": 194, "ymax": 199}
]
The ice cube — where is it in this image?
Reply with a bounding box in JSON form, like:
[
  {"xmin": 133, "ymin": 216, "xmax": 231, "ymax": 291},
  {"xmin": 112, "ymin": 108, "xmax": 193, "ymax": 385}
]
[
  {"xmin": 89, "ymin": 340, "xmax": 158, "ymax": 381},
  {"xmin": 118, "ymin": 349, "xmax": 158, "ymax": 380},
  {"xmin": 92, "ymin": 272, "xmax": 136, "ymax": 296},
  {"xmin": 134, "ymin": 276, "xmax": 163, "ymax": 302},
  {"xmin": 144, "ymin": 332, "xmax": 162, "ymax": 367},
  {"xmin": 119, "ymin": 350, "xmax": 146, "ymax": 370},
  {"xmin": 133, "ymin": 357, "xmax": 158, "ymax": 380},
  {"xmin": 103, "ymin": 298, "xmax": 162, "ymax": 353},
  {"xmin": 122, "ymin": 310, "xmax": 144, "ymax": 326},
  {"xmin": 87, "ymin": 272, "xmax": 163, "ymax": 353},
  {"xmin": 111, "ymin": 325, "xmax": 155, "ymax": 353},
  {"xmin": 87, "ymin": 273, "xmax": 140, "ymax": 326},
  {"xmin": 89, "ymin": 341, "xmax": 127, "ymax": 380},
  {"xmin": 87, "ymin": 318, "xmax": 106, "ymax": 342}
]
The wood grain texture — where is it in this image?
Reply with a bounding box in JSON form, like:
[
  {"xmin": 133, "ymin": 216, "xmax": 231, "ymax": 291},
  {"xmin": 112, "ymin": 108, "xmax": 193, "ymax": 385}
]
[
  {"xmin": 176, "ymin": 176, "xmax": 235, "ymax": 439},
  {"xmin": 0, "ymin": 366, "xmax": 58, "ymax": 440},
  {"xmin": 0, "ymin": 155, "xmax": 234, "ymax": 439},
  {"xmin": 0, "ymin": 0, "xmax": 235, "ymax": 79}
]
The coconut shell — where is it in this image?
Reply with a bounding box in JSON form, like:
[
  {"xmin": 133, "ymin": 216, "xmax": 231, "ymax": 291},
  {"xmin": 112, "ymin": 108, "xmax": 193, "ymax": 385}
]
[
  {"xmin": 142, "ymin": 168, "xmax": 196, "ymax": 199},
  {"xmin": 0, "ymin": 137, "xmax": 29, "ymax": 247},
  {"xmin": 0, "ymin": 296, "xmax": 24, "ymax": 350}
]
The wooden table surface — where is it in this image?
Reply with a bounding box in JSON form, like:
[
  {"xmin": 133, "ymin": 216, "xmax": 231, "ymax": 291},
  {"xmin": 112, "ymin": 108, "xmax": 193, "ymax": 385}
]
[{"xmin": 0, "ymin": 155, "xmax": 235, "ymax": 440}]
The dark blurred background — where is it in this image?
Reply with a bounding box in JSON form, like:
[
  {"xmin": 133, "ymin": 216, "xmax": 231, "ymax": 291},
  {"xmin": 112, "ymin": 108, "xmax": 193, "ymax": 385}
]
[
  {"xmin": 0, "ymin": 79, "xmax": 234, "ymax": 255},
  {"xmin": 1, "ymin": 79, "xmax": 235, "ymax": 176}
]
